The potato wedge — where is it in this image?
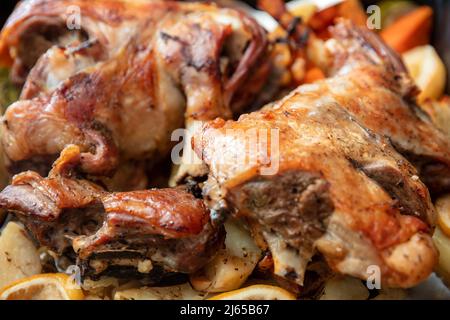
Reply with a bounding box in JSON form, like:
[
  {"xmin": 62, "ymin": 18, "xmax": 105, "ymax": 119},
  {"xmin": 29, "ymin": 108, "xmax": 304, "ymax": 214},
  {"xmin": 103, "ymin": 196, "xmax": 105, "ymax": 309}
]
[
  {"xmin": 0, "ymin": 222, "xmax": 42, "ymax": 289},
  {"xmin": 190, "ymin": 219, "xmax": 261, "ymax": 293},
  {"xmin": 436, "ymin": 194, "xmax": 450, "ymax": 237},
  {"xmin": 209, "ymin": 284, "xmax": 296, "ymax": 300},
  {"xmin": 320, "ymin": 276, "xmax": 369, "ymax": 300},
  {"xmin": 403, "ymin": 45, "xmax": 446, "ymax": 103},
  {"xmin": 82, "ymin": 277, "xmax": 120, "ymax": 298},
  {"xmin": 306, "ymin": 35, "xmax": 330, "ymax": 72}
]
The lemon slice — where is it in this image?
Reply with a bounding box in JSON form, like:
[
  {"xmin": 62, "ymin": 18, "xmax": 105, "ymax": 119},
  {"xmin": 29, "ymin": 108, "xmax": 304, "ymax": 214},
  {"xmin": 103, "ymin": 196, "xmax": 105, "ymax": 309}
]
[
  {"xmin": 0, "ymin": 273, "xmax": 84, "ymax": 300},
  {"xmin": 436, "ymin": 195, "xmax": 450, "ymax": 238},
  {"xmin": 208, "ymin": 285, "xmax": 296, "ymax": 300},
  {"xmin": 402, "ymin": 45, "xmax": 446, "ymax": 103}
]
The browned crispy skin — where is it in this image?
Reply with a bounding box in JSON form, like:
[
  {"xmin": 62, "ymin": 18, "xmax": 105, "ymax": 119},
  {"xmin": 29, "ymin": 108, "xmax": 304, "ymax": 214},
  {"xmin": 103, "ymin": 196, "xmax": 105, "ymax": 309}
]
[
  {"xmin": 325, "ymin": 21, "xmax": 450, "ymax": 195},
  {"xmin": 0, "ymin": 0, "xmax": 268, "ymax": 180},
  {"xmin": 193, "ymin": 22, "xmax": 439, "ymax": 288},
  {"xmin": 74, "ymin": 188, "xmax": 223, "ymax": 276},
  {"xmin": 0, "ymin": 146, "xmax": 223, "ymax": 278}
]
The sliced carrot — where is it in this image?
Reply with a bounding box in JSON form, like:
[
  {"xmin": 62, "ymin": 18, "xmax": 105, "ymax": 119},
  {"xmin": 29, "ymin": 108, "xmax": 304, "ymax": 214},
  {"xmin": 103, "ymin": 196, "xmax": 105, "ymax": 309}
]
[
  {"xmin": 338, "ymin": 0, "xmax": 367, "ymax": 26},
  {"xmin": 304, "ymin": 67, "xmax": 325, "ymax": 84},
  {"xmin": 308, "ymin": 5, "xmax": 339, "ymax": 33},
  {"xmin": 380, "ymin": 6, "xmax": 433, "ymax": 53}
]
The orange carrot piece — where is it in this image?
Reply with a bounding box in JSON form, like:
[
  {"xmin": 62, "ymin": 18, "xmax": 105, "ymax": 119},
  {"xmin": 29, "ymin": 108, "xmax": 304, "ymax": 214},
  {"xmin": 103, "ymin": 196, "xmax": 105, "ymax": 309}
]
[
  {"xmin": 338, "ymin": 0, "xmax": 367, "ymax": 26},
  {"xmin": 380, "ymin": 6, "xmax": 433, "ymax": 53},
  {"xmin": 304, "ymin": 67, "xmax": 325, "ymax": 84}
]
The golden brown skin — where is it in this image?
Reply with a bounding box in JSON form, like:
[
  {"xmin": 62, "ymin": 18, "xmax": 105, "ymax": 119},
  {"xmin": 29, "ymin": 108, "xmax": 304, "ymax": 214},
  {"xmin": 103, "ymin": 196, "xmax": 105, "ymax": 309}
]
[
  {"xmin": 73, "ymin": 187, "xmax": 223, "ymax": 276},
  {"xmin": 0, "ymin": 146, "xmax": 223, "ymax": 277},
  {"xmin": 193, "ymin": 22, "xmax": 438, "ymax": 288},
  {"xmin": 325, "ymin": 21, "xmax": 450, "ymax": 195},
  {"xmin": 0, "ymin": 0, "xmax": 268, "ymax": 180}
]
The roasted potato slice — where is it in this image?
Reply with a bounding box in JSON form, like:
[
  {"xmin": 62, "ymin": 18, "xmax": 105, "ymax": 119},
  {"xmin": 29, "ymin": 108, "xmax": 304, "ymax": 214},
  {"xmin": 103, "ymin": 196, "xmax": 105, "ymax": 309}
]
[
  {"xmin": 433, "ymin": 226, "xmax": 450, "ymax": 287},
  {"xmin": 436, "ymin": 194, "xmax": 450, "ymax": 237},
  {"xmin": 0, "ymin": 222, "xmax": 42, "ymax": 289},
  {"xmin": 320, "ymin": 276, "xmax": 369, "ymax": 300},
  {"xmin": 403, "ymin": 45, "xmax": 446, "ymax": 103},
  {"xmin": 190, "ymin": 219, "xmax": 261, "ymax": 293}
]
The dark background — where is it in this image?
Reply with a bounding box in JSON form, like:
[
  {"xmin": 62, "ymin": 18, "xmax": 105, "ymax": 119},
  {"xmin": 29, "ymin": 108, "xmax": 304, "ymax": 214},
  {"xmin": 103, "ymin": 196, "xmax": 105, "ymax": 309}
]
[{"xmin": 1, "ymin": 0, "xmax": 449, "ymax": 93}]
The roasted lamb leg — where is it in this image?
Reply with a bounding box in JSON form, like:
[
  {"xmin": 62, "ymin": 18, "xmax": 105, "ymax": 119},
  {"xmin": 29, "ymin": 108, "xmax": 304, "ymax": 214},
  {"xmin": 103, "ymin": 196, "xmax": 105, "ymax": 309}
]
[
  {"xmin": 0, "ymin": 146, "xmax": 224, "ymax": 280},
  {"xmin": 193, "ymin": 22, "xmax": 439, "ymax": 289},
  {"xmin": 321, "ymin": 20, "xmax": 450, "ymax": 195},
  {"xmin": 0, "ymin": 0, "xmax": 268, "ymax": 183}
]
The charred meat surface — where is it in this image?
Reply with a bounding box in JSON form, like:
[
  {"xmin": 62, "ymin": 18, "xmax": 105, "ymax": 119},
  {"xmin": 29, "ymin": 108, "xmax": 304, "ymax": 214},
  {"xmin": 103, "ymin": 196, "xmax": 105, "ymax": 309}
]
[
  {"xmin": 0, "ymin": 146, "xmax": 224, "ymax": 280},
  {"xmin": 0, "ymin": 0, "xmax": 269, "ymax": 183},
  {"xmin": 193, "ymin": 22, "xmax": 438, "ymax": 289}
]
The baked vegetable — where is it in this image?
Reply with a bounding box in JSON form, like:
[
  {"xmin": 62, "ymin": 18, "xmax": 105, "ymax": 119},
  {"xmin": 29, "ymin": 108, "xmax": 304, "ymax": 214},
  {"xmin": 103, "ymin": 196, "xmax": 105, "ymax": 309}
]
[
  {"xmin": 380, "ymin": 6, "xmax": 433, "ymax": 53},
  {"xmin": 0, "ymin": 222, "xmax": 42, "ymax": 289}
]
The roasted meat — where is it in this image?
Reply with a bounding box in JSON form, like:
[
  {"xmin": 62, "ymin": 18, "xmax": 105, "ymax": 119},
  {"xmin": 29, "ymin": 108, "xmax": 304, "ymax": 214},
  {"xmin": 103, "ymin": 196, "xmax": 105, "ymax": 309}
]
[
  {"xmin": 323, "ymin": 20, "xmax": 450, "ymax": 195},
  {"xmin": 0, "ymin": 0, "xmax": 268, "ymax": 183},
  {"xmin": 193, "ymin": 21, "xmax": 439, "ymax": 288},
  {"xmin": 0, "ymin": 146, "xmax": 223, "ymax": 279},
  {"xmin": 257, "ymin": 0, "xmax": 450, "ymax": 196}
]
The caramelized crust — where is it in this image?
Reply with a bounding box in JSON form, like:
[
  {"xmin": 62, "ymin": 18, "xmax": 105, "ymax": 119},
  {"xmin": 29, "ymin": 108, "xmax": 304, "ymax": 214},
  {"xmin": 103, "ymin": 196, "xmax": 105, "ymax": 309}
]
[{"xmin": 0, "ymin": 0, "xmax": 269, "ymax": 181}]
